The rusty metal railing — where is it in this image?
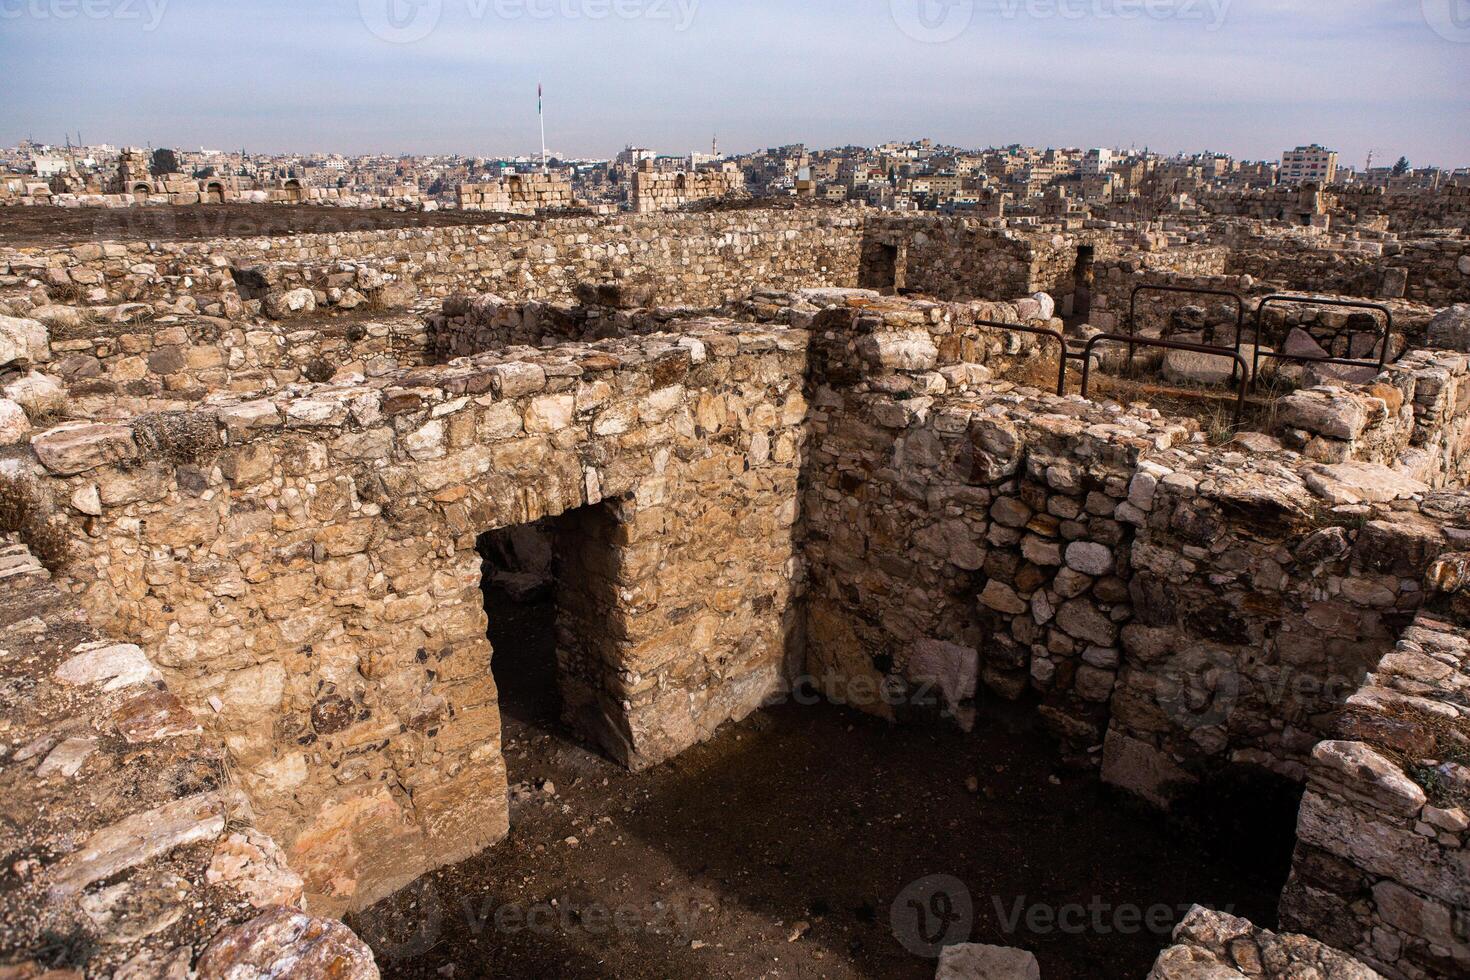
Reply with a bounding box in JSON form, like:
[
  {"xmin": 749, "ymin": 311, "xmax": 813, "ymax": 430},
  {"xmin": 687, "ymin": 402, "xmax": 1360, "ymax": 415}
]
[
  {"xmin": 1081, "ymin": 333, "xmax": 1250, "ymax": 427},
  {"xmin": 973, "ymin": 318, "xmax": 1071, "ymax": 396},
  {"xmin": 1128, "ymin": 284, "xmax": 1248, "ymax": 382},
  {"xmin": 1249, "ymin": 295, "xmax": 1394, "ymax": 387}
]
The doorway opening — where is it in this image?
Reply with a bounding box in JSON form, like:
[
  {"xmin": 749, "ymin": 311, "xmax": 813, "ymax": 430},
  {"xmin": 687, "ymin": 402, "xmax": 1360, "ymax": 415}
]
[
  {"xmin": 1068, "ymin": 244, "xmax": 1096, "ymax": 323},
  {"xmin": 859, "ymin": 241, "xmax": 903, "ymax": 294},
  {"xmin": 477, "ymin": 500, "xmax": 630, "ymax": 784}
]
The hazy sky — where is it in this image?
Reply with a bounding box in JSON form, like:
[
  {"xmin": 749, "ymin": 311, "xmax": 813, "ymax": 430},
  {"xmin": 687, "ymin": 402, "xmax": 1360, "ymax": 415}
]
[{"xmin": 2, "ymin": 0, "xmax": 1467, "ymax": 165}]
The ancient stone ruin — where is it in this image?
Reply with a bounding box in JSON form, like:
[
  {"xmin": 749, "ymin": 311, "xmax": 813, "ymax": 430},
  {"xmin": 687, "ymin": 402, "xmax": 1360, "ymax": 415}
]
[{"xmin": 1, "ymin": 202, "xmax": 1467, "ymax": 978}]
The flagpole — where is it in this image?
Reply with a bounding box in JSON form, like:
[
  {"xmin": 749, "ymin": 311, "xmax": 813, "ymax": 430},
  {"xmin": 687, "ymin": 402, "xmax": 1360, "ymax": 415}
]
[{"xmin": 539, "ymin": 83, "xmax": 548, "ymax": 175}]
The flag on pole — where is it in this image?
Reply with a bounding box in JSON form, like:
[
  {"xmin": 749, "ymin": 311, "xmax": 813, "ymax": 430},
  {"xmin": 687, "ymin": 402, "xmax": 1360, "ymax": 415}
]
[{"xmin": 538, "ymin": 83, "xmax": 543, "ymax": 117}]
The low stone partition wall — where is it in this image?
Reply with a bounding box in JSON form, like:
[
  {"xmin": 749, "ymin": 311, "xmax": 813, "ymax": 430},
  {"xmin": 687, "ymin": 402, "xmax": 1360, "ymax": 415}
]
[
  {"xmin": 1148, "ymin": 906, "xmax": 1383, "ymax": 979},
  {"xmin": 1088, "ymin": 263, "xmax": 1439, "ymax": 348},
  {"xmin": 0, "ymin": 536, "xmax": 377, "ymax": 978},
  {"xmin": 1274, "ymin": 350, "xmax": 1470, "ymax": 487},
  {"xmin": 426, "ymin": 293, "xmax": 699, "ymax": 360},
  {"xmin": 1221, "ymin": 228, "xmax": 1469, "ymax": 306},
  {"xmin": 19, "ymin": 319, "xmax": 809, "ymax": 915},
  {"xmin": 0, "ymin": 207, "xmax": 869, "ymax": 315},
  {"xmin": 1279, "ymin": 599, "xmax": 1470, "ymax": 978},
  {"xmin": 29, "ymin": 309, "xmax": 429, "ymax": 420}
]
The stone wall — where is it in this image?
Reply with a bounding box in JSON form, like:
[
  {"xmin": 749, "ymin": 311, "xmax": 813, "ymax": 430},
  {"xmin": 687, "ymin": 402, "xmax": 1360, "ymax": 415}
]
[
  {"xmin": 0, "ymin": 536, "xmax": 377, "ymax": 978},
  {"xmin": 630, "ymin": 167, "xmax": 745, "ymax": 212},
  {"xmin": 456, "ymin": 175, "xmax": 574, "ymax": 213},
  {"xmin": 1274, "ymin": 351, "xmax": 1470, "ymax": 487},
  {"xmin": 861, "ymin": 216, "xmax": 1083, "ymax": 301},
  {"xmin": 35, "ymin": 310, "xmax": 429, "ymax": 419},
  {"xmin": 1149, "ymin": 906, "xmax": 1383, "ymax": 979},
  {"xmin": 798, "ymin": 293, "xmax": 1194, "ymax": 762},
  {"xmin": 1279, "ymin": 599, "xmax": 1470, "ymax": 979},
  {"xmin": 0, "ymin": 208, "xmax": 868, "ymax": 315},
  {"xmin": 20, "ymin": 320, "xmax": 808, "ymax": 917}
]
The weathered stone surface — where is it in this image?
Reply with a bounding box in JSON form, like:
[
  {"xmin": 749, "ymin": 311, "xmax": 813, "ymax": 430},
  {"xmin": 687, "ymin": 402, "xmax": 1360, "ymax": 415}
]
[
  {"xmin": 55, "ymin": 643, "xmax": 162, "ymax": 691},
  {"xmin": 207, "ymin": 830, "xmax": 306, "ymax": 909},
  {"xmin": 1304, "ymin": 463, "xmax": 1427, "ymax": 505},
  {"xmin": 48, "ymin": 793, "xmax": 228, "ymax": 897},
  {"xmin": 908, "ymin": 639, "xmax": 979, "ymax": 710},
  {"xmin": 1426, "ymin": 303, "xmax": 1470, "ymax": 351},
  {"xmin": 935, "ymin": 943, "xmax": 1040, "ymax": 980},
  {"xmin": 1310, "ymin": 741, "xmax": 1426, "ymax": 817},
  {"xmin": 0, "ymin": 397, "xmax": 31, "ymax": 444},
  {"xmin": 0, "ymin": 315, "xmax": 50, "ymax": 368},
  {"xmin": 1149, "ymin": 906, "xmax": 1383, "ymax": 980},
  {"xmin": 195, "ymin": 907, "xmax": 379, "ymax": 979},
  {"xmin": 31, "ymin": 422, "xmax": 139, "ymax": 475}
]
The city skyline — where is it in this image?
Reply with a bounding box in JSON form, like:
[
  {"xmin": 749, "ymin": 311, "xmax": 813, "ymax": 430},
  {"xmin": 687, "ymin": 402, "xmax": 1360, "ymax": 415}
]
[{"xmin": 2, "ymin": 0, "xmax": 1468, "ymax": 166}]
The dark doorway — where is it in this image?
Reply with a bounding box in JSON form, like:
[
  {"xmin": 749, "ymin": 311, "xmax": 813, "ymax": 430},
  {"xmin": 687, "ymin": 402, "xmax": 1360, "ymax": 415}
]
[
  {"xmin": 1069, "ymin": 245, "xmax": 1095, "ymax": 323},
  {"xmin": 860, "ymin": 241, "xmax": 903, "ymax": 294},
  {"xmin": 479, "ymin": 518, "xmax": 560, "ymax": 731},
  {"xmin": 477, "ymin": 500, "xmax": 632, "ymax": 780}
]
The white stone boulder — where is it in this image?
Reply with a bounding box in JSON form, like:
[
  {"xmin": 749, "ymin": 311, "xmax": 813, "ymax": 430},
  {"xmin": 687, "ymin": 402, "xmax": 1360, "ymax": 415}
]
[
  {"xmin": 3, "ymin": 371, "xmax": 67, "ymax": 418},
  {"xmin": 264, "ymin": 287, "xmax": 317, "ymax": 319},
  {"xmin": 0, "ymin": 398, "xmax": 31, "ymax": 445},
  {"xmin": 1304, "ymin": 462, "xmax": 1427, "ymax": 506},
  {"xmin": 0, "ymin": 314, "xmax": 50, "ymax": 368},
  {"xmin": 27, "ymin": 305, "xmax": 83, "ymax": 330},
  {"xmin": 1161, "ymin": 345, "xmax": 1266, "ymax": 386},
  {"xmin": 858, "ymin": 330, "xmax": 939, "ymax": 371}
]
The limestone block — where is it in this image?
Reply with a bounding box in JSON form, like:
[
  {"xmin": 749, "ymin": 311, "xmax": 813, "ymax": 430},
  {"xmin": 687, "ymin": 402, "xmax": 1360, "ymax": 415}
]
[
  {"xmin": 1310, "ymin": 741, "xmax": 1426, "ymax": 817},
  {"xmin": 0, "ymin": 398, "xmax": 31, "ymax": 444},
  {"xmin": 0, "ymin": 314, "xmax": 50, "ymax": 368},
  {"xmin": 908, "ymin": 639, "xmax": 979, "ymax": 709},
  {"xmin": 1304, "ymin": 463, "xmax": 1427, "ymax": 506},
  {"xmin": 3, "ymin": 371, "xmax": 66, "ymax": 418},
  {"xmin": 857, "ymin": 330, "xmax": 939, "ymax": 371},
  {"xmin": 48, "ymin": 792, "xmax": 228, "ymax": 897},
  {"xmin": 55, "ymin": 643, "xmax": 161, "ymax": 691},
  {"xmin": 32, "ymin": 422, "xmax": 139, "ymax": 474},
  {"xmin": 935, "ymin": 943, "xmax": 1040, "ymax": 980},
  {"xmin": 1427, "ymin": 304, "xmax": 1470, "ymax": 352}
]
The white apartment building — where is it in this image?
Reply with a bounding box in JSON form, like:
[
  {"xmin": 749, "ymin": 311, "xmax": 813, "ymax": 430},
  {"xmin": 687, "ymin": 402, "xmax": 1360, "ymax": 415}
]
[
  {"xmin": 1280, "ymin": 144, "xmax": 1338, "ymax": 185},
  {"xmin": 1081, "ymin": 148, "xmax": 1114, "ymax": 177}
]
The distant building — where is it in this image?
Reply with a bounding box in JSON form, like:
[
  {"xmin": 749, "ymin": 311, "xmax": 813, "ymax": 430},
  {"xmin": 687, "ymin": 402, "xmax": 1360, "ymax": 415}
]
[
  {"xmin": 32, "ymin": 155, "xmax": 69, "ymax": 178},
  {"xmin": 1280, "ymin": 145, "xmax": 1338, "ymax": 185},
  {"xmin": 1081, "ymin": 148, "xmax": 1113, "ymax": 176}
]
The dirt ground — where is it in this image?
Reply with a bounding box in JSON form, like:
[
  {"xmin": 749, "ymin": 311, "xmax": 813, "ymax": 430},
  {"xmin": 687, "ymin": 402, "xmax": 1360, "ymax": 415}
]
[
  {"xmin": 349, "ymin": 591, "xmax": 1300, "ymax": 980},
  {"xmin": 0, "ymin": 204, "xmax": 540, "ymax": 248}
]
